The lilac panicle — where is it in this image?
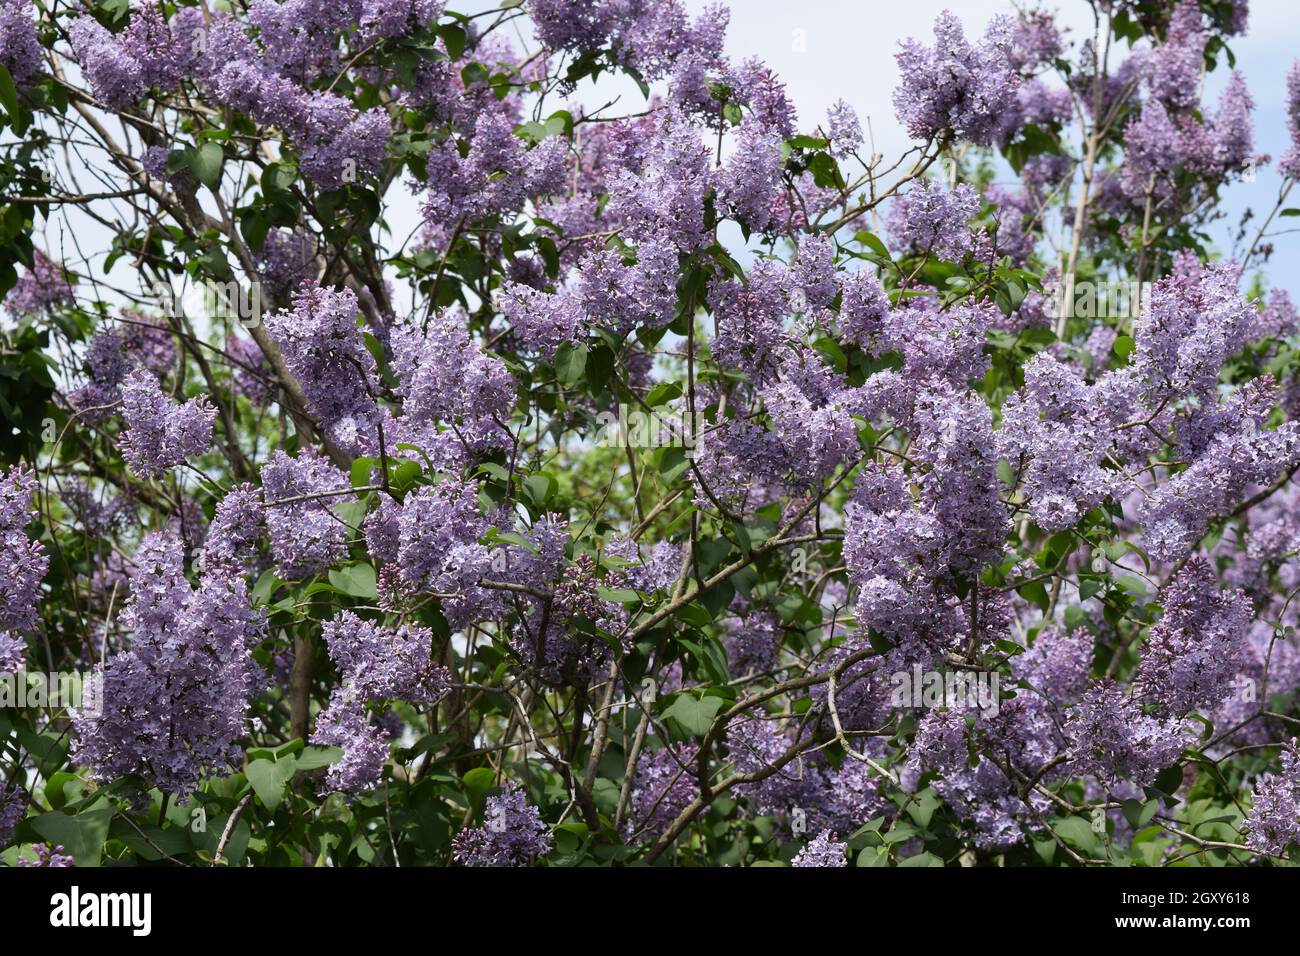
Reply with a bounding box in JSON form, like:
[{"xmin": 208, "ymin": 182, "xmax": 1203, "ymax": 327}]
[
  {"xmin": 118, "ymin": 369, "xmax": 217, "ymax": 479},
  {"xmin": 452, "ymin": 784, "xmax": 553, "ymax": 867}
]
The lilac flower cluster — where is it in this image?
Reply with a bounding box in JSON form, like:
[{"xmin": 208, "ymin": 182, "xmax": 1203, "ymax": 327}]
[
  {"xmin": 1136, "ymin": 558, "xmax": 1251, "ymax": 715},
  {"xmin": 999, "ymin": 354, "xmax": 1126, "ymax": 531},
  {"xmin": 118, "ymin": 369, "xmax": 217, "ymax": 479},
  {"xmin": 886, "ymin": 180, "xmax": 981, "ymax": 262},
  {"xmin": 623, "ymin": 743, "xmax": 699, "ymax": 841},
  {"xmin": 16, "ymin": 844, "xmax": 74, "ymax": 867},
  {"xmin": 4, "ymin": 250, "xmax": 75, "ymax": 318},
  {"xmin": 265, "ymin": 285, "xmax": 381, "ymax": 454},
  {"xmin": 73, "ymin": 532, "xmax": 263, "ymax": 796},
  {"xmin": 0, "ymin": 465, "xmax": 47, "ymax": 635},
  {"xmin": 390, "ymin": 309, "xmax": 515, "ymax": 467},
  {"xmin": 68, "ymin": 328, "xmax": 130, "ymax": 423},
  {"xmin": 791, "ymin": 830, "xmax": 848, "ymax": 867},
  {"xmin": 256, "ymin": 230, "xmax": 318, "ymax": 300},
  {"xmin": 529, "ymin": 0, "xmax": 727, "ymax": 83},
  {"xmin": 1282, "ymin": 62, "xmax": 1300, "ymax": 180},
  {"xmin": 314, "ymin": 610, "xmax": 451, "ymax": 792},
  {"xmin": 261, "ymin": 450, "xmax": 348, "ymax": 578},
  {"xmin": 422, "ymin": 112, "xmax": 566, "ymax": 232},
  {"xmin": 1242, "ymin": 739, "xmax": 1300, "ymax": 856},
  {"xmin": 892, "ymin": 11, "xmax": 1020, "ymax": 146},
  {"xmin": 202, "ymin": 483, "xmax": 265, "ymax": 578},
  {"xmin": 1063, "ymin": 681, "xmax": 1190, "ymax": 786},
  {"xmin": 0, "ymin": 782, "xmax": 22, "ymax": 845},
  {"xmin": 452, "ymin": 784, "xmax": 553, "ymax": 867},
  {"xmin": 0, "ymin": 0, "xmax": 39, "ymax": 85}
]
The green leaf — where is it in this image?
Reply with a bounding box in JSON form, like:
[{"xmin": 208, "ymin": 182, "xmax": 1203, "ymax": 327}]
[
  {"xmin": 1122, "ymin": 798, "xmax": 1159, "ymax": 830},
  {"xmin": 294, "ymin": 745, "xmax": 343, "ymax": 772},
  {"xmin": 0, "ymin": 64, "xmax": 22, "ymax": 134},
  {"xmin": 246, "ymin": 756, "xmax": 297, "ymax": 811},
  {"xmin": 32, "ymin": 809, "xmax": 114, "ymax": 866},
  {"xmin": 1052, "ymin": 815, "xmax": 1099, "ymax": 854},
  {"xmin": 663, "ymin": 693, "xmax": 724, "ymax": 737},
  {"xmin": 328, "ymin": 562, "xmax": 378, "ymax": 599},
  {"xmin": 899, "ymin": 851, "xmax": 945, "ymax": 867},
  {"xmin": 554, "ymin": 341, "xmax": 587, "ymax": 388},
  {"xmin": 438, "ymin": 25, "xmax": 467, "ymax": 60},
  {"xmin": 645, "ymin": 382, "xmax": 682, "ymax": 407},
  {"xmin": 193, "ymin": 142, "xmax": 225, "ymax": 189}
]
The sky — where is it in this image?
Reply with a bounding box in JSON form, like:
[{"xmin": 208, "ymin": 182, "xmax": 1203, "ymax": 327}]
[
  {"xmin": 23, "ymin": 1, "xmax": 1300, "ymax": 308},
  {"xmin": 678, "ymin": 0, "xmax": 1300, "ymax": 289}
]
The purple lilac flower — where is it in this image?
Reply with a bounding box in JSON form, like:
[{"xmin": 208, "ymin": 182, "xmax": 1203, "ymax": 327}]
[
  {"xmin": 573, "ymin": 233, "xmax": 679, "ymax": 337},
  {"xmin": 623, "ymin": 743, "xmax": 700, "ymax": 841},
  {"xmin": 452, "ymin": 784, "xmax": 553, "ymax": 867},
  {"xmin": 1212, "ymin": 72, "xmax": 1257, "ymax": 174},
  {"xmin": 1012, "ymin": 626, "xmax": 1093, "ymax": 705},
  {"xmin": 119, "ymin": 310, "xmax": 177, "ymax": 376},
  {"xmin": 761, "ymin": 371, "xmax": 859, "ymax": 487},
  {"xmin": 321, "ymin": 610, "xmax": 451, "ymax": 707},
  {"xmin": 910, "ymin": 708, "xmax": 968, "ymax": 773},
  {"xmin": 0, "ymin": 630, "xmax": 22, "ymax": 674},
  {"xmin": 608, "ymin": 108, "xmax": 712, "ymax": 253},
  {"xmin": 998, "ymin": 354, "xmax": 1126, "ymax": 532},
  {"xmin": 73, "ymin": 532, "xmax": 263, "ymax": 796},
  {"xmin": 1142, "ymin": 381, "xmax": 1300, "ymax": 561},
  {"xmin": 264, "ymin": 285, "xmax": 381, "ymax": 453},
  {"xmin": 390, "ymin": 309, "xmax": 515, "ymax": 466},
  {"xmin": 17, "ymin": 844, "xmax": 74, "ymax": 867},
  {"xmin": 0, "ymin": 782, "xmax": 23, "ymax": 845},
  {"xmin": 1242, "ymin": 739, "xmax": 1300, "ymax": 856},
  {"xmin": 825, "ymin": 100, "xmax": 862, "ymax": 158},
  {"xmin": 202, "ymin": 483, "xmax": 265, "ymax": 578},
  {"xmin": 68, "ymin": 327, "xmax": 129, "ymax": 423},
  {"xmin": 225, "ymin": 335, "xmax": 273, "ymax": 406},
  {"xmin": 498, "ymin": 283, "xmax": 583, "ymax": 360},
  {"xmin": 514, "ymin": 553, "xmax": 630, "ymax": 686},
  {"xmin": 312, "ymin": 688, "xmax": 388, "ymax": 794},
  {"xmin": 261, "ymin": 450, "xmax": 349, "ymax": 578},
  {"xmin": 4, "ymin": 250, "xmax": 75, "ymax": 318},
  {"xmin": 0, "ymin": 465, "xmax": 47, "ymax": 633},
  {"xmin": 838, "ymin": 269, "xmax": 890, "ymax": 352},
  {"xmin": 715, "ymin": 118, "xmax": 783, "ymax": 233},
  {"xmin": 892, "ymin": 11, "xmax": 1020, "ymax": 146},
  {"xmin": 886, "ymin": 180, "xmax": 981, "ymax": 262},
  {"xmin": 724, "ymin": 611, "xmax": 782, "ymax": 674},
  {"xmin": 68, "ymin": 16, "xmax": 144, "ymax": 109},
  {"xmin": 1133, "ymin": 254, "xmax": 1255, "ymax": 401},
  {"xmin": 791, "ymin": 830, "xmax": 848, "ymax": 867},
  {"xmin": 255, "ymin": 230, "xmax": 318, "ymax": 300},
  {"xmin": 118, "ymin": 369, "xmax": 217, "ymax": 479},
  {"xmin": 1064, "ymin": 680, "xmax": 1190, "ymax": 786},
  {"xmin": 910, "ymin": 384, "xmax": 1009, "ymax": 575},
  {"xmin": 1008, "ymin": 11, "xmax": 1062, "ymax": 71},
  {"xmin": 707, "ymin": 258, "xmax": 792, "ymax": 383},
  {"xmin": 0, "ymin": 0, "xmax": 40, "ymax": 85},
  {"xmin": 1146, "ymin": 1, "xmax": 1205, "ymax": 113},
  {"xmin": 1282, "ymin": 61, "xmax": 1300, "ymax": 180},
  {"xmin": 1136, "ymin": 557, "xmax": 1252, "ymax": 715}
]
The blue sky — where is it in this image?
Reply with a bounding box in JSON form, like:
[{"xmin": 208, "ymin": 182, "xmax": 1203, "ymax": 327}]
[{"xmin": 682, "ymin": 0, "xmax": 1300, "ymax": 292}]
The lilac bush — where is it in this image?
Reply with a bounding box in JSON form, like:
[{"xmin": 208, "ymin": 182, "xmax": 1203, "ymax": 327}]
[{"xmin": 1, "ymin": 0, "xmax": 1299, "ymax": 870}]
